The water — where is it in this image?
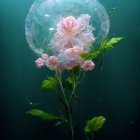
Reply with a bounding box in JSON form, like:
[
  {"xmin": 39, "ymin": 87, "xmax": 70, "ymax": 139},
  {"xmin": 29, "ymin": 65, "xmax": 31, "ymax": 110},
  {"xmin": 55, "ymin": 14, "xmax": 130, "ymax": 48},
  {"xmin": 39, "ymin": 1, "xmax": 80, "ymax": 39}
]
[{"xmin": 0, "ymin": 0, "xmax": 140, "ymax": 140}]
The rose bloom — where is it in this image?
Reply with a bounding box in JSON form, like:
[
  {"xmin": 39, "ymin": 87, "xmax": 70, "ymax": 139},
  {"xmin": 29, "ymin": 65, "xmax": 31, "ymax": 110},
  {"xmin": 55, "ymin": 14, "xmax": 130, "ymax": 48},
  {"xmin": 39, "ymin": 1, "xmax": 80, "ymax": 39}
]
[
  {"xmin": 51, "ymin": 14, "xmax": 95, "ymax": 52},
  {"xmin": 47, "ymin": 56, "xmax": 60, "ymax": 71},
  {"xmin": 81, "ymin": 60, "xmax": 95, "ymax": 71},
  {"xmin": 52, "ymin": 16, "xmax": 83, "ymax": 50},
  {"xmin": 35, "ymin": 58, "xmax": 44, "ymax": 68},
  {"xmin": 71, "ymin": 46, "xmax": 83, "ymax": 54},
  {"xmin": 58, "ymin": 48, "xmax": 83, "ymax": 70},
  {"xmin": 41, "ymin": 53, "xmax": 49, "ymax": 60},
  {"xmin": 57, "ymin": 16, "xmax": 83, "ymax": 37}
]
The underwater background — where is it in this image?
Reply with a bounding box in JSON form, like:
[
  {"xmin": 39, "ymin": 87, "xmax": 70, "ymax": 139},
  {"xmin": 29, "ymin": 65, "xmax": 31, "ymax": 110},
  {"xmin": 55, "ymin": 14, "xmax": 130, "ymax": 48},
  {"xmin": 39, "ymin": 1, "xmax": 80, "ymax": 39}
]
[{"xmin": 0, "ymin": 0, "xmax": 140, "ymax": 140}]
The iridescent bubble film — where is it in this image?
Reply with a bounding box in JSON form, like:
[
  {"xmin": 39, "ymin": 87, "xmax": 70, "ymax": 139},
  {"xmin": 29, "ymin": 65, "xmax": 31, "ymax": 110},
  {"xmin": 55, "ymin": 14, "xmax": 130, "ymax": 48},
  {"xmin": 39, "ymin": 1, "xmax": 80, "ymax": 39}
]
[{"xmin": 25, "ymin": 0, "xmax": 110, "ymax": 55}]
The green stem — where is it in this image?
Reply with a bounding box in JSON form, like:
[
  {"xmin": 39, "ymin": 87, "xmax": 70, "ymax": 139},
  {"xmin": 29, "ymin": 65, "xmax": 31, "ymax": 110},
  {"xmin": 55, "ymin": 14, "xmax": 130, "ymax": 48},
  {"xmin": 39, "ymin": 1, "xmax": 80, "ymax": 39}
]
[
  {"xmin": 56, "ymin": 71, "xmax": 74, "ymax": 140},
  {"xmin": 56, "ymin": 71, "xmax": 68, "ymax": 107},
  {"xmin": 85, "ymin": 134, "xmax": 90, "ymax": 140},
  {"xmin": 69, "ymin": 70, "xmax": 77, "ymax": 107},
  {"xmin": 68, "ymin": 106, "xmax": 74, "ymax": 140}
]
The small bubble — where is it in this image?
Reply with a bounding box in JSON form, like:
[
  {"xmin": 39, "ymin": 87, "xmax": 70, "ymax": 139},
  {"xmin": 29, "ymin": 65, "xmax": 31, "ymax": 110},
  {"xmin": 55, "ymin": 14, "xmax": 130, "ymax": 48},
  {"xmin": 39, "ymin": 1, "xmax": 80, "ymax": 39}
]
[
  {"xmin": 44, "ymin": 14, "xmax": 50, "ymax": 17},
  {"xmin": 29, "ymin": 102, "xmax": 33, "ymax": 105},
  {"xmin": 49, "ymin": 27, "xmax": 54, "ymax": 31},
  {"xmin": 112, "ymin": 7, "xmax": 117, "ymax": 10}
]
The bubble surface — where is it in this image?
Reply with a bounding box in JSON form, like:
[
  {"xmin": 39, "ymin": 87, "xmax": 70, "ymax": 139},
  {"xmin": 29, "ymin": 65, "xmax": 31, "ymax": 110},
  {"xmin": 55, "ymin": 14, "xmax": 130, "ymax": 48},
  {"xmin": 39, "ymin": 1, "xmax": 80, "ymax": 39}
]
[{"xmin": 25, "ymin": 0, "xmax": 110, "ymax": 55}]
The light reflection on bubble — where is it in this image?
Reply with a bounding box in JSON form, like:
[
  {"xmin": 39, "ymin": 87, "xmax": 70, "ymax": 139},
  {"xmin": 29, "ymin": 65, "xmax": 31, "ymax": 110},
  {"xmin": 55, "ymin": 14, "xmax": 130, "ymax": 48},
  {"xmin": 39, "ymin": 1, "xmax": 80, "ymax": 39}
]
[
  {"xmin": 25, "ymin": 0, "xmax": 110, "ymax": 55},
  {"xmin": 49, "ymin": 27, "xmax": 54, "ymax": 31},
  {"xmin": 44, "ymin": 14, "xmax": 50, "ymax": 17}
]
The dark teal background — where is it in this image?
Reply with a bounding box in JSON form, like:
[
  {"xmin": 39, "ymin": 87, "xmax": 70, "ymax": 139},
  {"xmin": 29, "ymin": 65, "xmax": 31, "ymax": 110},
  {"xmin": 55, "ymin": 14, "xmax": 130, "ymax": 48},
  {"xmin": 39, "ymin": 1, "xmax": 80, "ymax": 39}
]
[{"xmin": 0, "ymin": 0, "xmax": 140, "ymax": 139}]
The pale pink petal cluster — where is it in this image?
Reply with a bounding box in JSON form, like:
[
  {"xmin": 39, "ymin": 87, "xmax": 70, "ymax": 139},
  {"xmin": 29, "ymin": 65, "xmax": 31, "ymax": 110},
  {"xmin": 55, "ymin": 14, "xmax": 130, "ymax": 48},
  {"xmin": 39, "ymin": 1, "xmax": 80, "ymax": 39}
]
[
  {"xmin": 58, "ymin": 47, "xmax": 83, "ymax": 70},
  {"xmin": 47, "ymin": 56, "xmax": 60, "ymax": 70},
  {"xmin": 35, "ymin": 58, "xmax": 44, "ymax": 68},
  {"xmin": 57, "ymin": 16, "xmax": 83, "ymax": 37},
  {"xmin": 51, "ymin": 14, "xmax": 95, "ymax": 53},
  {"xmin": 35, "ymin": 54, "xmax": 62, "ymax": 71},
  {"xmin": 35, "ymin": 14, "xmax": 96, "ymax": 72},
  {"xmin": 81, "ymin": 60, "xmax": 95, "ymax": 71},
  {"xmin": 42, "ymin": 53, "xmax": 49, "ymax": 60},
  {"xmin": 71, "ymin": 46, "xmax": 83, "ymax": 54}
]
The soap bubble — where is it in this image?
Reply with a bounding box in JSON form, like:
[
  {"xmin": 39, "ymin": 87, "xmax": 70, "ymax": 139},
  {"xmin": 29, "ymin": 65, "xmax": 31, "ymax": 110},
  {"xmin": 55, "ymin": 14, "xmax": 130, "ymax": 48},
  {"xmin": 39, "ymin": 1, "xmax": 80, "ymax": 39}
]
[{"xmin": 25, "ymin": 0, "xmax": 110, "ymax": 55}]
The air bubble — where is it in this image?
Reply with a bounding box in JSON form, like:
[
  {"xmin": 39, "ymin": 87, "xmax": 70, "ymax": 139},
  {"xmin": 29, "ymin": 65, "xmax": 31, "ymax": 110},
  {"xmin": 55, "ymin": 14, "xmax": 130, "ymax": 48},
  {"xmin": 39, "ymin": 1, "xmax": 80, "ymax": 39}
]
[{"xmin": 25, "ymin": 0, "xmax": 110, "ymax": 55}]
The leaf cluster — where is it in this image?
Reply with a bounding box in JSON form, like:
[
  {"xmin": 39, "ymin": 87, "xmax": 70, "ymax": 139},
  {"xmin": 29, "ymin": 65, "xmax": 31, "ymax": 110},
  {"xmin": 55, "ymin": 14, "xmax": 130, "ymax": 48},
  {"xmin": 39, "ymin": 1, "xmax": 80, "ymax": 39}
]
[
  {"xmin": 26, "ymin": 109, "xmax": 67, "ymax": 127},
  {"xmin": 81, "ymin": 37, "xmax": 123, "ymax": 60},
  {"xmin": 84, "ymin": 116, "xmax": 106, "ymax": 134},
  {"xmin": 42, "ymin": 76, "xmax": 58, "ymax": 90},
  {"xmin": 26, "ymin": 109, "xmax": 60, "ymax": 121}
]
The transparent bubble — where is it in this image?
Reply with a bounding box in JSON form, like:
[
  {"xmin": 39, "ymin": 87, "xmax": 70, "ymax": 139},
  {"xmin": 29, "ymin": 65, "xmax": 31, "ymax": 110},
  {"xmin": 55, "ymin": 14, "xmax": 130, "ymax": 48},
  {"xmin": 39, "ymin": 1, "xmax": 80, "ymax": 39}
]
[{"xmin": 25, "ymin": 0, "xmax": 110, "ymax": 55}]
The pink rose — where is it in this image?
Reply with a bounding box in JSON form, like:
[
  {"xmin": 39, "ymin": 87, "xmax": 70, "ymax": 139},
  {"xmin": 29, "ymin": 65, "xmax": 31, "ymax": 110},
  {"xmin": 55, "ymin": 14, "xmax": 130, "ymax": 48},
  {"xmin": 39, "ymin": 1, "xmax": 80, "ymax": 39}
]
[
  {"xmin": 51, "ymin": 14, "xmax": 95, "ymax": 52},
  {"xmin": 47, "ymin": 56, "xmax": 60, "ymax": 70},
  {"xmin": 41, "ymin": 53, "xmax": 49, "ymax": 60},
  {"xmin": 57, "ymin": 16, "xmax": 82, "ymax": 36},
  {"xmin": 35, "ymin": 58, "xmax": 44, "ymax": 68},
  {"xmin": 81, "ymin": 60, "xmax": 95, "ymax": 71},
  {"xmin": 65, "ymin": 59, "xmax": 79, "ymax": 70},
  {"xmin": 58, "ymin": 48, "xmax": 83, "ymax": 70},
  {"xmin": 72, "ymin": 46, "xmax": 83, "ymax": 54}
]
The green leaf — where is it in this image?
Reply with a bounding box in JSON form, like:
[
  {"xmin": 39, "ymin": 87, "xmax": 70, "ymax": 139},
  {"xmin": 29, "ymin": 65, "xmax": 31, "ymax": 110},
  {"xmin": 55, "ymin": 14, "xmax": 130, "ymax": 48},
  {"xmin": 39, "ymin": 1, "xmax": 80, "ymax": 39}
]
[
  {"xmin": 55, "ymin": 121, "xmax": 67, "ymax": 127},
  {"xmin": 107, "ymin": 37, "xmax": 123, "ymax": 45},
  {"xmin": 81, "ymin": 37, "xmax": 123, "ymax": 60},
  {"xmin": 42, "ymin": 76, "xmax": 58, "ymax": 90},
  {"xmin": 81, "ymin": 51, "xmax": 100, "ymax": 60},
  {"xmin": 55, "ymin": 121, "xmax": 63, "ymax": 127},
  {"xmin": 26, "ymin": 109, "xmax": 60, "ymax": 121},
  {"xmin": 100, "ymin": 37, "xmax": 123, "ymax": 51},
  {"xmin": 84, "ymin": 116, "xmax": 106, "ymax": 133},
  {"xmin": 66, "ymin": 77, "xmax": 73, "ymax": 84}
]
